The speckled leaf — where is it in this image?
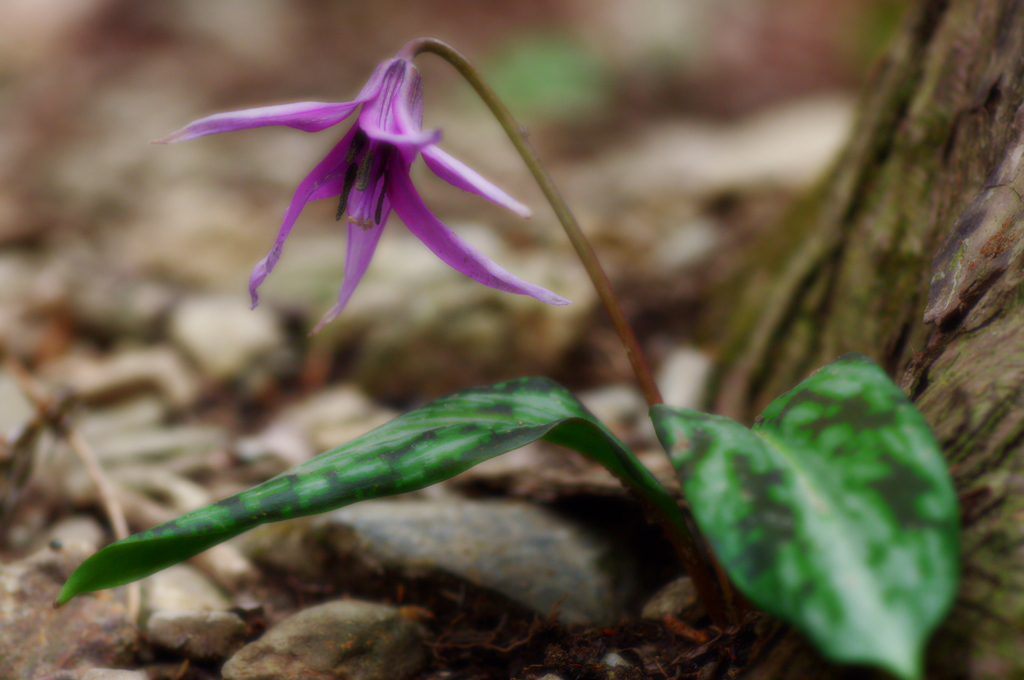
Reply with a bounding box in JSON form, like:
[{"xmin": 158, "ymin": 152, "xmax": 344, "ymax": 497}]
[
  {"xmin": 652, "ymin": 353, "xmax": 959, "ymax": 680},
  {"xmin": 60, "ymin": 377, "xmax": 685, "ymax": 605}
]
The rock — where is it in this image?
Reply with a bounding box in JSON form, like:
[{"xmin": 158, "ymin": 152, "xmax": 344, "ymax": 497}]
[
  {"xmin": 190, "ymin": 543, "xmax": 260, "ymax": 593},
  {"xmin": 93, "ymin": 424, "xmax": 228, "ymax": 467},
  {"xmin": 221, "ymin": 599, "xmax": 426, "ymax": 680},
  {"xmin": 33, "ymin": 515, "xmax": 107, "ymax": 554},
  {"xmin": 238, "ymin": 499, "xmax": 631, "ymax": 624},
  {"xmin": 169, "ymin": 294, "xmax": 285, "ymax": 381},
  {"xmin": 42, "ymin": 346, "xmax": 201, "ymax": 410},
  {"xmin": 264, "ymin": 229, "xmax": 594, "ymax": 400},
  {"xmin": 657, "ymin": 347, "xmax": 714, "ymax": 411},
  {"xmin": 0, "ymin": 369, "xmax": 34, "ymax": 437},
  {"xmin": 71, "ymin": 273, "xmax": 177, "ymax": 338},
  {"xmin": 78, "ymin": 396, "xmax": 167, "ymax": 440},
  {"xmin": 641, "ymin": 576, "xmax": 703, "ymax": 622},
  {"xmin": 0, "ymin": 545, "xmax": 137, "ymax": 679},
  {"xmin": 577, "ymin": 383, "xmax": 647, "ymax": 439},
  {"xmin": 147, "ymin": 609, "xmax": 247, "ymax": 661},
  {"xmin": 579, "ymin": 95, "xmax": 856, "ymax": 200},
  {"xmin": 602, "ymin": 652, "xmax": 632, "ymax": 667},
  {"xmin": 141, "ymin": 563, "xmax": 232, "ymax": 615},
  {"xmin": 80, "ymin": 670, "xmax": 147, "ymax": 680},
  {"xmin": 281, "ymin": 384, "xmax": 398, "ymax": 452},
  {"xmin": 236, "ymin": 383, "xmax": 398, "ymax": 469}
]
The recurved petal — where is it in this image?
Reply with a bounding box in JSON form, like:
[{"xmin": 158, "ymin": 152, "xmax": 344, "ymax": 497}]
[
  {"xmin": 388, "ymin": 168, "xmax": 569, "ymax": 306},
  {"xmin": 249, "ymin": 126, "xmax": 360, "ymax": 307},
  {"xmin": 311, "ymin": 216, "xmax": 388, "ymax": 333},
  {"xmin": 155, "ymin": 101, "xmax": 363, "ymax": 144},
  {"xmin": 422, "ymin": 146, "xmax": 531, "ymax": 218}
]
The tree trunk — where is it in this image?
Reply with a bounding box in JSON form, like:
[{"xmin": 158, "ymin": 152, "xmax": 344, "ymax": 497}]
[{"xmin": 708, "ymin": 0, "xmax": 1024, "ymax": 677}]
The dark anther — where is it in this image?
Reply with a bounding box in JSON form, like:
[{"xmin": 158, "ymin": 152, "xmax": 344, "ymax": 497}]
[
  {"xmin": 336, "ymin": 163, "xmax": 359, "ymax": 220},
  {"xmin": 355, "ymin": 148, "xmax": 375, "ymax": 191},
  {"xmin": 374, "ymin": 146, "xmax": 391, "ymax": 180},
  {"xmin": 375, "ymin": 172, "xmax": 389, "ymax": 225},
  {"xmin": 345, "ymin": 129, "xmax": 369, "ymax": 163}
]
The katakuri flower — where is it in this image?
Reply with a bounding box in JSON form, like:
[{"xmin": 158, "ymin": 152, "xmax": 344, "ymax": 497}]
[{"xmin": 157, "ymin": 56, "xmax": 570, "ymax": 331}]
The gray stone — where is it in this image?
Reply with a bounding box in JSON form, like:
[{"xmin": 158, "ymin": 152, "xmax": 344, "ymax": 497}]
[
  {"xmin": 147, "ymin": 609, "xmax": 247, "ymax": 661},
  {"xmin": 221, "ymin": 599, "xmax": 426, "ymax": 680},
  {"xmin": 71, "ymin": 273, "xmax": 177, "ymax": 338},
  {"xmin": 33, "ymin": 514, "xmax": 107, "ymax": 554},
  {"xmin": 0, "ymin": 545, "xmax": 138, "ymax": 679},
  {"xmin": 141, "ymin": 563, "xmax": 232, "ymax": 614},
  {"xmin": 656, "ymin": 347, "xmax": 714, "ymax": 411},
  {"xmin": 169, "ymin": 294, "xmax": 285, "ymax": 381},
  {"xmin": 641, "ymin": 576, "xmax": 702, "ymax": 621},
  {"xmin": 239, "ymin": 499, "xmax": 630, "ymax": 624},
  {"xmin": 0, "ymin": 369, "xmax": 34, "ymax": 437},
  {"xmin": 577, "ymin": 383, "xmax": 647, "ymax": 438},
  {"xmin": 602, "ymin": 652, "xmax": 632, "ymax": 667},
  {"xmin": 96, "ymin": 424, "xmax": 227, "ymax": 466},
  {"xmin": 42, "ymin": 346, "xmax": 201, "ymax": 410},
  {"xmin": 80, "ymin": 670, "xmax": 147, "ymax": 680},
  {"xmin": 236, "ymin": 384, "xmax": 398, "ymax": 469}
]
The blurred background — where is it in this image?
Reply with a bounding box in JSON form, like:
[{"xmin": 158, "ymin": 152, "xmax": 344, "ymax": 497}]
[{"xmin": 0, "ymin": 0, "xmax": 906, "ymax": 628}]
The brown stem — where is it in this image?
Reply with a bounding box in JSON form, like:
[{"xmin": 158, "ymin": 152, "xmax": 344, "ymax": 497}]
[{"xmin": 400, "ymin": 38, "xmax": 663, "ymax": 409}]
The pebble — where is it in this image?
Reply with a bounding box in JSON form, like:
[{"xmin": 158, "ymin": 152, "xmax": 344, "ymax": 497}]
[
  {"xmin": 0, "ymin": 545, "xmax": 137, "ymax": 679},
  {"xmin": 641, "ymin": 576, "xmax": 702, "ymax": 621},
  {"xmin": 236, "ymin": 384, "xmax": 398, "ymax": 469},
  {"xmin": 42, "ymin": 346, "xmax": 201, "ymax": 410},
  {"xmin": 141, "ymin": 563, "xmax": 232, "ymax": 615},
  {"xmin": 602, "ymin": 652, "xmax": 632, "ymax": 667},
  {"xmin": 657, "ymin": 347, "xmax": 714, "ymax": 411},
  {"xmin": 80, "ymin": 670, "xmax": 147, "ymax": 680},
  {"xmin": 221, "ymin": 599, "xmax": 427, "ymax": 680},
  {"xmin": 0, "ymin": 369, "xmax": 34, "ymax": 437},
  {"xmin": 577, "ymin": 383, "xmax": 647, "ymax": 439},
  {"xmin": 169, "ymin": 294, "xmax": 285, "ymax": 381},
  {"xmin": 33, "ymin": 514, "xmax": 107, "ymax": 554},
  {"xmin": 238, "ymin": 498, "xmax": 630, "ymax": 624},
  {"xmin": 147, "ymin": 609, "xmax": 247, "ymax": 661}
]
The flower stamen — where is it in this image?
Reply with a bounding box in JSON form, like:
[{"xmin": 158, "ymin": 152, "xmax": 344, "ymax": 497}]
[
  {"xmin": 335, "ymin": 163, "xmax": 359, "ymax": 220},
  {"xmin": 345, "ymin": 129, "xmax": 368, "ymax": 163},
  {"xmin": 375, "ymin": 172, "xmax": 388, "ymax": 225},
  {"xmin": 355, "ymin": 147, "xmax": 375, "ymax": 191}
]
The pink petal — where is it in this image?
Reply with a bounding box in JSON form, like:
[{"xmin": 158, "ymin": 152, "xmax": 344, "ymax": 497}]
[
  {"xmin": 357, "ymin": 60, "xmax": 438, "ymax": 163},
  {"xmin": 422, "ymin": 146, "xmax": 531, "ymax": 218},
  {"xmin": 157, "ymin": 59, "xmax": 397, "ymax": 144},
  {"xmin": 310, "ymin": 215, "xmax": 388, "ymax": 334},
  {"xmin": 155, "ymin": 101, "xmax": 364, "ymax": 144},
  {"xmin": 387, "ymin": 168, "xmax": 570, "ymax": 306},
  {"xmin": 249, "ymin": 126, "xmax": 361, "ymax": 307}
]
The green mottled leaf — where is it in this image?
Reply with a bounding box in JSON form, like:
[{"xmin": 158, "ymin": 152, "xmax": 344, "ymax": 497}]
[
  {"xmin": 652, "ymin": 353, "xmax": 959, "ymax": 680},
  {"xmin": 60, "ymin": 377, "xmax": 686, "ymax": 606}
]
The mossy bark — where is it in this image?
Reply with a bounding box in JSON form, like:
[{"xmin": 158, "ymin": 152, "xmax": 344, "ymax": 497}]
[{"xmin": 709, "ymin": 0, "xmax": 1024, "ymax": 677}]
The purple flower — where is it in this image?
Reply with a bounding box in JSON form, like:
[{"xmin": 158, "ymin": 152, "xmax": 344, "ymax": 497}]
[{"xmin": 157, "ymin": 57, "xmax": 570, "ymax": 331}]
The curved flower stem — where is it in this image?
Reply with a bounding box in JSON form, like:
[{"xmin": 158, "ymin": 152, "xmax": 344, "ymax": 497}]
[
  {"xmin": 401, "ymin": 38, "xmax": 663, "ymax": 409},
  {"xmin": 403, "ymin": 38, "xmax": 738, "ymax": 628}
]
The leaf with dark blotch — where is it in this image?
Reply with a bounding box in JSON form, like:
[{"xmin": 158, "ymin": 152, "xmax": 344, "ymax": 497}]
[
  {"xmin": 651, "ymin": 353, "xmax": 959, "ymax": 680},
  {"xmin": 59, "ymin": 377, "xmax": 686, "ymax": 606}
]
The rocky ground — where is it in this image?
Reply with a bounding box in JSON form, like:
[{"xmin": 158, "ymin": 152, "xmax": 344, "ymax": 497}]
[{"xmin": 0, "ymin": 1, "xmax": 891, "ymax": 678}]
